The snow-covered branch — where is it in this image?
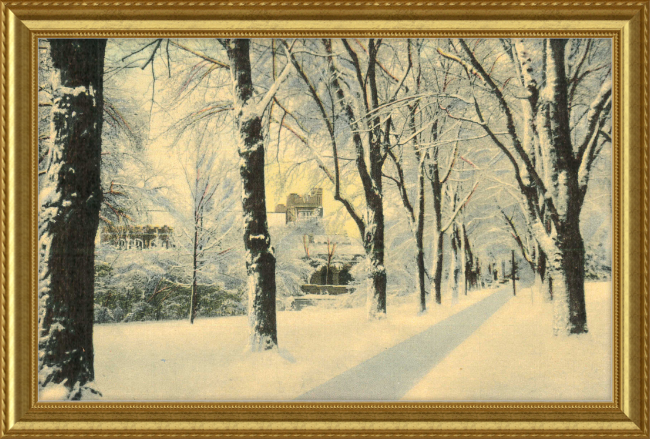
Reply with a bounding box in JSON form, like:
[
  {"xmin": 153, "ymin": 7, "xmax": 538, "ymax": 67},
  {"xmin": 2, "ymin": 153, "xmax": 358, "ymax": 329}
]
[
  {"xmin": 575, "ymin": 79, "xmax": 612, "ymax": 166},
  {"xmin": 255, "ymin": 42, "xmax": 295, "ymax": 115},
  {"xmin": 442, "ymin": 181, "xmax": 479, "ymax": 233}
]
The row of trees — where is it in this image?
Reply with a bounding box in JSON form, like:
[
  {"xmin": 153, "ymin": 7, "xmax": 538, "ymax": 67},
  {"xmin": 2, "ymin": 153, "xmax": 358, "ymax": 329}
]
[{"xmin": 38, "ymin": 37, "xmax": 612, "ymax": 399}]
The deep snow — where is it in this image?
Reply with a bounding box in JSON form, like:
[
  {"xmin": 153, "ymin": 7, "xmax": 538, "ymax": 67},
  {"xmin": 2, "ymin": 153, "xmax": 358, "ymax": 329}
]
[
  {"xmin": 41, "ymin": 282, "xmax": 612, "ymax": 402},
  {"xmin": 403, "ymin": 282, "xmax": 612, "ymax": 401}
]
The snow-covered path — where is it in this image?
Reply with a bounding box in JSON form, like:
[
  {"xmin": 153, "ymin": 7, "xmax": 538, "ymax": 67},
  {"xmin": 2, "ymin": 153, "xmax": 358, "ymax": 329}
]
[
  {"xmin": 87, "ymin": 282, "xmax": 610, "ymax": 402},
  {"xmin": 296, "ymin": 287, "xmax": 512, "ymax": 401}
]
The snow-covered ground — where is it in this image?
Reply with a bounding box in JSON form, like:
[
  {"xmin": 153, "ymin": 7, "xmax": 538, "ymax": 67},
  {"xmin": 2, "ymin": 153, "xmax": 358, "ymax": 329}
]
[
  {"xmin": 89, "ymin": 288, "xmax": 495, "ymax": 401},
  {"xmin": 73, "ymin": 282, "xmax": 610, "ymax": 402},
  {"xmin": 403, "ymin": 281, "xmax": 612, "ymax": 401}
]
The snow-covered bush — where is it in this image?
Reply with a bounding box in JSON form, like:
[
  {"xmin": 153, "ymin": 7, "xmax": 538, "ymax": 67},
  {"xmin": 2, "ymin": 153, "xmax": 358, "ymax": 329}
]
[
  {"xmin": 93, "ymin": 304, "xmax": 114, "ymax": 324},
  {"xmin": 94, "ymin": 246, "xmax": 246, "ymax": 323},
  {"xmin": 348, "ymin": 257, "xmax": 369, "ymax": 294},
  {"xmin": 197, "ymin": 286, "xmax": 246, "ymax": 317},
  {"xmin": 584, "ymin": 241, "xmax": 611, "ymax": 280},
  {"xmin": 272, "ymin": 217, "xmax": 324, "ymax": 298}
]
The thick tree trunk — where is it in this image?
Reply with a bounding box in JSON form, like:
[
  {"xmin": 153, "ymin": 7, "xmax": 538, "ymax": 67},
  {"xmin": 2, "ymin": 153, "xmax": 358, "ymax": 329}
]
[
  {"xmin": 536, "ymin": 39, "xmax": 588, "ymax": 334},
  {"xmin": 38, "ymin": 39, "xmax": 106, "ymax": 399},
  {"xmin": 225, "ymin": 39, "xmax": 278, "ymax": 350},
  {"xmin": 322, "ymin": 39, "xmax": 387, "ymax": 320},
  {"xmin": 364, "ymin": 191, "xmax": 387, "ymax": 319},
  {"xmin": 364, "ymin": 40, "xmax": 387, "ymax": 320},
  {"xmin": 550, "ymin": 216, "xmax": 588, "ymax": 334},
  {"xmin": 430, "ymin": 165, "xmax": 444, "ymax": 305},
  {"xmin": 534, "ymin": 245, "xmax": 553, "ymax": 302}
]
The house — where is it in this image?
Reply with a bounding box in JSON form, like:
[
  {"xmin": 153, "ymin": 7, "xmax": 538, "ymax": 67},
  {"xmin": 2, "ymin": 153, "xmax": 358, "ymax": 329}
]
[
  {"xmin": 273, "ymin": 188, "xmax": 324, "ymax": 224},
  {"xmin": 99, "ymin": 224, "xmax": 174, "ymax": 250}
]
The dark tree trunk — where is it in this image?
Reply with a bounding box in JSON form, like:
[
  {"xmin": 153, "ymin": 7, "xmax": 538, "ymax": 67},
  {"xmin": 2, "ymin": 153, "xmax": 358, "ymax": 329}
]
[
  {"xmin": 537, "ymin": 39, "xmax": 588, "ymax": 334},
  {"xmin": 460, "ymin": 223, "xmax": 467, "ymax": 296},
  {"xmin": 460, "ymin": 223, "xmax": 471, "ymax": 295},
  {"xmin": 38, "ymin": 39, "xmax": 106, "ymax": 399},
  {"xmin": 323, "ymin": 38, "xmax": 387, "ymax": 320},
  {"xmin": 415, "ymin": 165, "xmax": 426, "ymax": 313},
  {"xmin": 448, "ymin": 222, "xmax": 461, "ymax": 303},
  {"xmin": 431, "ymin": 231, "xmax": 444, "ymax": 304},
  {"xmin": 364, "ymin": 160, "xmax": 387, "ymax": 319},
  {"xmin": 534, "ymin": 244, "xmax": 553, "ymax": 302},
  {"xmin": 404, "ymin": 45, "xmax": 428, "ymax": 313},
  {"xmin": 402, "ymin": 102, "xmax": 427, "ymax": 313},
  {"xmin": 429, "ymin": 161, "xmax": 444, "ymax": 305},
  {"xmin": 510, "ymin": 250, "xmax": 517, "ymax": 296},
  {"xmin": 225, "ymin": 39, "xmax": 278, "ymax": 350},
  {"xmin": 550, "ymin": 212, "xmax": 587, "ymax": 334}
]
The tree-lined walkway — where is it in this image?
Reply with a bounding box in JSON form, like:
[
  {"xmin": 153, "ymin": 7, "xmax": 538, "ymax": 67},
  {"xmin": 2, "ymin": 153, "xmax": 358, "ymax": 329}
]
[{"xmin": 296, "ymin": 288, "xmax": 512, "ymax": 401}]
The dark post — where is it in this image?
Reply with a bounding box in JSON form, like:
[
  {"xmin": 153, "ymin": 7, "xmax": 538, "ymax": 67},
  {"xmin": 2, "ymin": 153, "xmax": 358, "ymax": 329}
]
[{"xmin": 511, "ymin": 250, "xmax": 517, "ymax": 296}]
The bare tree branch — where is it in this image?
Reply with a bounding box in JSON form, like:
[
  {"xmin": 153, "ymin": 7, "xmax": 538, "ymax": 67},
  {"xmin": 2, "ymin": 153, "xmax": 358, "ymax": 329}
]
[
  {"xmin": 575, "ymin": 79, "xmax": 612, "ymax": 164},
  {"xmin": 442, "ymin": 181, "xmax": 479, "ymax": 232},
  {"xmin": 169, "ymin": 40, "xmax": 230, "ymax": 69}
]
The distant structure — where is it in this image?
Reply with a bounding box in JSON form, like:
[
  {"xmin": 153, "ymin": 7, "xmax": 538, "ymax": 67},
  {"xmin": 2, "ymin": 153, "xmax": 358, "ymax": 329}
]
[
  {"xmin": 99, "ymin": 224, "xmax": 174, "ymax": 250},
  {"xmin": 274, "ymin": 188, "xmax": 323, "ymax": 224},
  {"xmin": 300, "ymin": 234, "xmax": 364, "ymax": 295}
]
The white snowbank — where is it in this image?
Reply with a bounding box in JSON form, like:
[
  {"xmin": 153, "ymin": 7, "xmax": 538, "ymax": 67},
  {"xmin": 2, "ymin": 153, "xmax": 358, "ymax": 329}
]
[
  {"xmin": 402, "ymin": 281, "xmax": 612, "ymax": 401},
  {"xmin": 89, "ymin": 282, "xmax": 611, "ymax": 401},
  {"xmin": 92, "ymin": 289, "xmax": 495, "ymax": 401},
  {"xmin": 39, "ymin": 382, "xmax": 70, "ymax": 401}
]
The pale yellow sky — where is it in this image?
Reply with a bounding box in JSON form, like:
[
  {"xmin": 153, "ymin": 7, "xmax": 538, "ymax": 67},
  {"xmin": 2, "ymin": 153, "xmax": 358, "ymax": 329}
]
[{"xmin": 265, "ymin": 160, "xmax": 362, "ymax": 239}]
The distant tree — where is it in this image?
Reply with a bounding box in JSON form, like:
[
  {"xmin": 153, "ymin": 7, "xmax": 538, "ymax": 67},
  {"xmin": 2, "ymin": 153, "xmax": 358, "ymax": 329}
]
[
  {"xmin": 284, "ymin": 38, "xmax": 413, "ymax": 319},
  {"xmin": 172, "ymin": 127, "xmax": 238, "ymax": 323},
  {"xmin": 38, "ymin": 39, "xmax": 107, "ymax": 399},
  {"xmin": 439, "ymin": 38, "xmax": 611, "ymax": 334},
  {"xmin": 378, "ymin": 39, "xmax": 477, "ymax": 310}
]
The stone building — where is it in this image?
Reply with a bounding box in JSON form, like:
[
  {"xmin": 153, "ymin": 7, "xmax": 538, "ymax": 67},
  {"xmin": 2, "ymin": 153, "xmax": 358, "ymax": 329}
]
[
  {"xmin": 300, "ymin": 234, "xmax": 364, "ymax": 295},
  {"xmin": 274, "ymin": 188, "xmax": 323, "ymax": 224}
]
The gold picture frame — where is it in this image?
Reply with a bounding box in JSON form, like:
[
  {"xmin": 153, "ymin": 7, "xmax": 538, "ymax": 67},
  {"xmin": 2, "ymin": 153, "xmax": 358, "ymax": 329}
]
[{"xmin": 1, "ymin": 2, "xmax": 648, "ymax": 437}]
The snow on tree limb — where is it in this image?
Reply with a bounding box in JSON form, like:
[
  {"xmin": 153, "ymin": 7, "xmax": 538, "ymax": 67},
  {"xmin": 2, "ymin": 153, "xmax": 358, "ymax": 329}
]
[
  {"xmin": 283, "ymin": 39, "xmax": 365, "ymax": 237},
  {"xmin": 576, "ymin": 79, "xmax": 612, "ymax": 166},
  {"xmin": 169, "ymin": 40, "xmax": 230, "ymax": 69},
  {"xmin": 499, "ymin": 207, "xmax": 535, "ymax": 270},
  {"xmin": 255, "ymin": 42, "xmax": 295, "ymax": 116},
  {"xmin": 578, "ymin": 96, "xmax": 612, "ymax": 193},
  {"xmin": 442, "ymin": 181, "xmax": 479, "ymax": 233}
]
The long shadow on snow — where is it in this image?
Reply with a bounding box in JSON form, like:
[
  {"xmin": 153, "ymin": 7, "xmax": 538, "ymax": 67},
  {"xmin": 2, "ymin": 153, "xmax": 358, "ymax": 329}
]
[{"xmin": 295, "ymin": 287, "xmax": 512, "ymax": 401}]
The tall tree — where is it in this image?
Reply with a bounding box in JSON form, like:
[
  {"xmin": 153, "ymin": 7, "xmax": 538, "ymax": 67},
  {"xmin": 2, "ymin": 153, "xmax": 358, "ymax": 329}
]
[
  {"xmin": 223, "ymin": 38, "xmax": 293, "ymax": 350},
  {"xmin": 281, "ymin": 38, "xmax": 399, "ymax": 319},
  {"xmin": 386, "ymin": 40, "xmax": 475, "ymax": 309},
  {"xmin": 175, "ymin": 130, "xmax": 234, "ymax": 324},
  {"xmin": 383, "ymin": 39, "xmax": 429, "ymax": 312},
  {"xmin": 38, "ymin": 39, "xmax": 107, "ymax": 399},
  {"xmin": 439, "ymin": 38, "xmax": 611, "ymax": 334},
  {"xmin": 322, "ymin": 38, "xmax": 389, "ymax": 319}
]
